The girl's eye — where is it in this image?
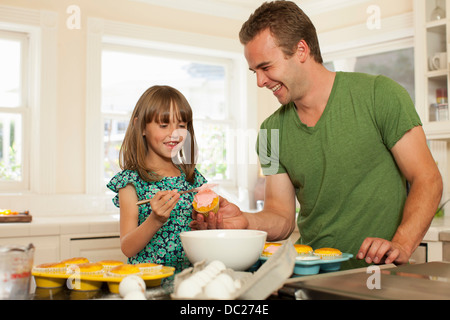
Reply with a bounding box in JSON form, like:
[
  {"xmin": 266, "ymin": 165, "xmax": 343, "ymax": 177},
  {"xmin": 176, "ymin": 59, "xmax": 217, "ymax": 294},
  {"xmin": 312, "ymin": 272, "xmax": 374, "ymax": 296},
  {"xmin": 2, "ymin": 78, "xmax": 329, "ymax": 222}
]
[
  {"xmin": 179, "ymin": 123, "xmax": 187, "ymax": 128},
  {"xmin": 160, "ymin": 124, "xmax": 168, "ymax": 128}
]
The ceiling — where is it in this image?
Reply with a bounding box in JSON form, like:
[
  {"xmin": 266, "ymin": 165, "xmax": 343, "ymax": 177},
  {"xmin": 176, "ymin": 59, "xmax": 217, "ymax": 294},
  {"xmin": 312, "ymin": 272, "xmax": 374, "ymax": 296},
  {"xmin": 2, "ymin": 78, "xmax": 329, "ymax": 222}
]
[{"xmin": 130, "ymin": 0, "xmax": 372, "ymax": 21}]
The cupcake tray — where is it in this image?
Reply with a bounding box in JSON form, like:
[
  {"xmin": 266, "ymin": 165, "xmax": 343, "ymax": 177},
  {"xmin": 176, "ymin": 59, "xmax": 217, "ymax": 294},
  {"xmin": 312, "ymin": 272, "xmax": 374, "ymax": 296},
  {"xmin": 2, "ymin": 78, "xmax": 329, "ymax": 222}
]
[
  {"xmin": 32, "ymin": 266, "xmax": 175, "ymax": 293},
  {"xmin": 259, "ymin": 253, "xmax": 353, "ymax": 276}
]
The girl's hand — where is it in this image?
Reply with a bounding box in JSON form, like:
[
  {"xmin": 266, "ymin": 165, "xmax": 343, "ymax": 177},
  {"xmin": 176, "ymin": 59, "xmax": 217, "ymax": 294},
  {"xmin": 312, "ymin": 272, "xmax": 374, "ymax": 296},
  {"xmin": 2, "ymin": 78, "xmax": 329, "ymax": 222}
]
[{"xmin": 148, "ymin": 190, "xmax": 180, "ymax": 225}]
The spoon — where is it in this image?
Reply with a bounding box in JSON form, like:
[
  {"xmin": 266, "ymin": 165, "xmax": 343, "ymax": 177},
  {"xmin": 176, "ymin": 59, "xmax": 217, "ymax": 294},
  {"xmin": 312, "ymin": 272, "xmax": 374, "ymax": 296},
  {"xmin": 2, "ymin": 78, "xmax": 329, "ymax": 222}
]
[{"xmin": 136, "ymin": 183, "xmax": 218, "ymax": 205}]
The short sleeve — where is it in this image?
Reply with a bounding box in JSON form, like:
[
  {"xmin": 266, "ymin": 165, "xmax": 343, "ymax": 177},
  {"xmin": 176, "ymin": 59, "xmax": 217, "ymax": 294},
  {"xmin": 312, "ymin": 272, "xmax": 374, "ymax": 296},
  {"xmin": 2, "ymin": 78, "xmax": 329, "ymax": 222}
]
[
  {"xmin": 373, "ymin": 76, "xmax": 422, "ymax": 149},
  {"xmin": 256, "ymin": 111, "xmax": 286, "ymax": 176},
  {"xmin": 106, "ymin": 170, "xmax": 160, "ymax": 208}
]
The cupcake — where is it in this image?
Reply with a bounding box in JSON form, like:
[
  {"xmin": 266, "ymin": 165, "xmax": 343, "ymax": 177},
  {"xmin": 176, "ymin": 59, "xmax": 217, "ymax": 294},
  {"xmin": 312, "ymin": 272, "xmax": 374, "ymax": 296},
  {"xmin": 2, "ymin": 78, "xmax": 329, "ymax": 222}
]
[
  {"xmin": 67, "ymin": 262, "xmax": 104, "ymax": 275},
  {"xmin": 108, "ymin": 264, "xmax": 141, "ymax": 277},
  {"xmin": 61, "ymin": 257, "xmax": 89, "ymax": 266},
  {"xmin": 32, "ymin": 262, "xmax": 68, "ymax": 288},
  {"xmin": 66, "ymin": 263, "xmax": 104, "ymax": 291},
  {"xmin": 193, "ymin": 188, "xmax": 219, "ymax": 217},
  {"xmin": 136, "ymin": 263, "xmax": 162, "ymax": 273},
  {"xmin": 97, "ymin": 260, "xmax": 124, "ymax": 271},
  {"xmin": 313, "ymin": 247, "xmax": 342, "ymax": 259},
  {"xmin": 294, "ymin": 244, "xmax": 313, "ymax": 256},
  {"xmin": 32, "ymin": 262, "xmax": 67, "ymax": 274},
  {"xmin": 261, "ymin": 243, "xmax": 281, "ymax": 257}
]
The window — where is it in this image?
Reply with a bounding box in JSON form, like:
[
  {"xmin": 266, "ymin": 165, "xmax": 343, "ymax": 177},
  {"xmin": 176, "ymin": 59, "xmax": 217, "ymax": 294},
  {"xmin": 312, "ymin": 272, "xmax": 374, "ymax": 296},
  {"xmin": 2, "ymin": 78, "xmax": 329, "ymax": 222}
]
[
  {"xmin": 324, "ymin": 47, "xmax": 415, "ymax": 102},
  {"xmin": 0, "ymin": 30, "xmax": 28, "ymax": 190},
  {"xmin": 101, "ymin": 44, "xmax": 235, "ymax": 185}
]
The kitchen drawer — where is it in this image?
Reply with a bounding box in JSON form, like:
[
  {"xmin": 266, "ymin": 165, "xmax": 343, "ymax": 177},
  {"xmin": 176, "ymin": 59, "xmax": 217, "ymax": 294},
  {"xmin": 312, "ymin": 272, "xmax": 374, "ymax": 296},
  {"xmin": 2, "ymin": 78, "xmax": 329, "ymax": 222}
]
[
  {"xmin": 60, "ymin": 233, "xmax": 127, "ymax": 263},
  {"xmin": 0, "ymin": 236, "xmax": 60, "ymax": 264}
]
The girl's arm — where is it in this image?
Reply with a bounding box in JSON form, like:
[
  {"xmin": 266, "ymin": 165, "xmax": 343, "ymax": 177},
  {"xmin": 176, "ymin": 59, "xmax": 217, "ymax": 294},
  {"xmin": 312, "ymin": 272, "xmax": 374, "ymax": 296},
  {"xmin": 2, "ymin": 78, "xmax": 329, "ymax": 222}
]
[{"xmin": 119, "ymin": 184, "xmax": 180, "ymax": 257}]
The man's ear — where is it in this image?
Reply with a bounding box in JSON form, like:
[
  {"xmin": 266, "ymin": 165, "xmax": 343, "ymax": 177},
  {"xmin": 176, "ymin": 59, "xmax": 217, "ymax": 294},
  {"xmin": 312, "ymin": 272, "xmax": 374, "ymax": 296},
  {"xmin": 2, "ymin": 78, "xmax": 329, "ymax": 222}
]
[{"xmin": 296, "ymin": 40, "xmax": 309, "ymax": 63}]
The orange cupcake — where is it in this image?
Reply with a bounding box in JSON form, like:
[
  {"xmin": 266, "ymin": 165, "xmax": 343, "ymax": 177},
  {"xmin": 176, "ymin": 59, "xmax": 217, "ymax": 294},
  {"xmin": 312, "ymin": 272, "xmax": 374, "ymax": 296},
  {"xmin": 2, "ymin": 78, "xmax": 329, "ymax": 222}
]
[
  {"xmin": 313, "ymin": 248, "xmax": 342, "ymax": 259},
  {"xmin": 97, "ymin": 260, "xmax": 124, "ymax": 271},
  {"xmin": 136, "ymin": 263, "xmax": 162, "ymax": 273},
  {"xmin": 61, "ymin": 257, "xmax": 89, "ymax": 266},
  {"xmin": 294, "ymin": 244, "xmax": 313, "ymax": 256},
  {"xmin": 108, "ymin": 264, "xmax": 141, "ymax": 277},
  {"xmin": 193, "ymin": 189, "xmax": 219, "ymax": 217},
  {"xmin": 67, "ymin": 262, "xmax": 104, "ymax": 275},
  {"xmin": 261, "ymin": 243, "xmax": 282, "ymax": 257}
]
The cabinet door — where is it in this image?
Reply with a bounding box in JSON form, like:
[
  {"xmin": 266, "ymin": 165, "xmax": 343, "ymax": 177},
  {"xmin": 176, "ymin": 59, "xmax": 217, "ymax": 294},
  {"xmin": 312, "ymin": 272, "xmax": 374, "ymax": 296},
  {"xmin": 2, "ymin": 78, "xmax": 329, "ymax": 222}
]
[
  {"xmin": 60, "ymin": 234, "xmax": 127, "ymax": 263},
  {"xmin": 0, "ymin": 236, "xmax": 60, "ymax": 265}
]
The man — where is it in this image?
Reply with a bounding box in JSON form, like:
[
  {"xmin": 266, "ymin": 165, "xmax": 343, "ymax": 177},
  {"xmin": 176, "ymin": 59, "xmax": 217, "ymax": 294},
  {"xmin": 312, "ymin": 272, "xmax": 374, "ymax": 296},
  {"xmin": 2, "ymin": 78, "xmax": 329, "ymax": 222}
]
[{"xmin": 191, "ymin": 1, "xmax": 442, "ymax": 268}]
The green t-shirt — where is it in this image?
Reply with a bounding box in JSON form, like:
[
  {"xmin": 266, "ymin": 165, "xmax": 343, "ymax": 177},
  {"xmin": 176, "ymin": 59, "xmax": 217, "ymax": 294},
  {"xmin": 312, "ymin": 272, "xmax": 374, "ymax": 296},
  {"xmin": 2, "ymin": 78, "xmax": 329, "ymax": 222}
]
[{"xmin": 257, "ymin": 72, "xmax": 422, "ymax": 269}]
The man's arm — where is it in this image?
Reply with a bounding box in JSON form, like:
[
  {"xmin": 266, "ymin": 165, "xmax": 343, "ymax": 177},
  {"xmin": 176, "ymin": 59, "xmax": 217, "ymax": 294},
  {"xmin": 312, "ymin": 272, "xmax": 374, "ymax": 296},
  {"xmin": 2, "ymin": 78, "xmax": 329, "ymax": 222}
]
[
  {"xmin": 244, "ymin": 173, "xmax": 297, "ymax": 241},
  {"xmin": 191, "ymin": 173, "xmax": 297, "ymax": 242},
  {"xmin": 358, "ymin": 126, "xmax": 443, "ymax": 264}
]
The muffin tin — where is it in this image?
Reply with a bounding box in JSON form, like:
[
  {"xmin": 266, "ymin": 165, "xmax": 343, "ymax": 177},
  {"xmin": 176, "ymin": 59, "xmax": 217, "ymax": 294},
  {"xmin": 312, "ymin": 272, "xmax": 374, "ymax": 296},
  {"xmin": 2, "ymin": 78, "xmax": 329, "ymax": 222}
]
[
  {"xmin": 260, "ymin": 253, "xmax": 353, "ymax": 275},
  {"xmin": 32, "ymin": 265, "xmax": 174, "ymax": 293}
]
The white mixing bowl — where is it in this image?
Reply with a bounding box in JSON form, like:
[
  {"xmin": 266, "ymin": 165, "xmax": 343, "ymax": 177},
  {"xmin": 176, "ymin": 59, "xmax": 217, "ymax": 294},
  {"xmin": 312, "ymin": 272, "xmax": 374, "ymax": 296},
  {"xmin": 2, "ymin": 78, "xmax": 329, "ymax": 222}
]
[{"xmin": 180, "ymin": 229, "xmax": 267, "ymax": 271}]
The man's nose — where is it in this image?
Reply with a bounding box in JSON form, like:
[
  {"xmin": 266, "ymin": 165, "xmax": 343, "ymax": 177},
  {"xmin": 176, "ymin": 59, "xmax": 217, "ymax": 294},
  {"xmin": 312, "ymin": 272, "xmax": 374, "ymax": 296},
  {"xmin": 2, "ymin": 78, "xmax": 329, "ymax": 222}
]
[{"xmin": 256, "ymin": 71, "xmax": 268, "ymax": 88}]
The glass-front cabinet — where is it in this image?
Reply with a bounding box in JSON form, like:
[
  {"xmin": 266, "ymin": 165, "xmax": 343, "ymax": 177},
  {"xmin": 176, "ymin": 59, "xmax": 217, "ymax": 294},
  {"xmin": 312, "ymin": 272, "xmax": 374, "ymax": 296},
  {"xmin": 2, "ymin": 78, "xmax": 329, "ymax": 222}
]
[{"xmin": 415, "ymin": 0, "xmax": 450, "ymax": 214}]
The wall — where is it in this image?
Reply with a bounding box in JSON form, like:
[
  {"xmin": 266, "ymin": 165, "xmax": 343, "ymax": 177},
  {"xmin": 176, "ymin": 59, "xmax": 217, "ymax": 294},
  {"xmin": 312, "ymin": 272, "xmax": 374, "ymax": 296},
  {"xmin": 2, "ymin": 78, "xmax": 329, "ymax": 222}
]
[
  {"xmin": 0, "ymin": 0, "xmax": 243, "ymax": 196},
  {"xmin": 255, "ymin": 0, "xmax": 413, "ymax": 131},
  {"xmin": 0, "ymin": 0, "xmax": 415, "ymax": 214}
]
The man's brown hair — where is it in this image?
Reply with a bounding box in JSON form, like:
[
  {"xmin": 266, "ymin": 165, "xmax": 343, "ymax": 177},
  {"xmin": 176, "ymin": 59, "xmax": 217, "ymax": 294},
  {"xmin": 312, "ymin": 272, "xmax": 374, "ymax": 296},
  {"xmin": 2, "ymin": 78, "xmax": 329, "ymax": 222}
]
[{"xmin": 239, "ymin": 0, "xmax": 323, "ymax": 63}]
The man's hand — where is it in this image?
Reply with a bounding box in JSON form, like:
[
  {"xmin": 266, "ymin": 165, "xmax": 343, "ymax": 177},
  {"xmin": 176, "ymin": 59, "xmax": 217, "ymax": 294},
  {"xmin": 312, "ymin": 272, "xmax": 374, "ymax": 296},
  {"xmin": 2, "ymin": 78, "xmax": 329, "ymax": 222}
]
[
  {"xmin": 190, "ymin": 196, "xmax": 248, "ymax": 230},
  {"xmin": 357, "ymin": 237, "xmax": 410, "ymax": 265}
]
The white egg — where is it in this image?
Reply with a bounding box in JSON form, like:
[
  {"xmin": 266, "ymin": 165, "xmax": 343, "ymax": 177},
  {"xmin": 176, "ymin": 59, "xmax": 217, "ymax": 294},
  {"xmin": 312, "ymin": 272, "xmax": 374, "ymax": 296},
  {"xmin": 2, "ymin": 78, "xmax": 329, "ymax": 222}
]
[
  {"xmin": 123, "ymin": 291, "xmax": 146, "ymax": 300},
  {"xmin": 119, "ymin": 275, "xmax": 146, "ymax": 298},
  {"xmin": 204, "ymin": 278, "xmax": 232, "ymax": 300},
  {"xmin": 214, "ymin": 273, "xmax": 236, "ymax": 293},
  {"xmin": 208, "ymin": 260, "xmax": 226, "ymax": 272},
  {"xmin": 202, "ymin": 266, "xmax": 220, "ymax": 278},
  {"xmin": 176, "ymin": 278, "xmax": 202, "ymax": 298},
  {"xmin": 190, "ymin": 271, "xmax": 211, "ymax": 287}
]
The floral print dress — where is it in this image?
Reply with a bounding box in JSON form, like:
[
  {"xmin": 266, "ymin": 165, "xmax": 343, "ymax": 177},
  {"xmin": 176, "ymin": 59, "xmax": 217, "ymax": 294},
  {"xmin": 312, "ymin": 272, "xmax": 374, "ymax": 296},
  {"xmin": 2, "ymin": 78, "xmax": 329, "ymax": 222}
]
[{"xmin": 107, "ymin": 168, "xmax": 207, "ymax": 273}]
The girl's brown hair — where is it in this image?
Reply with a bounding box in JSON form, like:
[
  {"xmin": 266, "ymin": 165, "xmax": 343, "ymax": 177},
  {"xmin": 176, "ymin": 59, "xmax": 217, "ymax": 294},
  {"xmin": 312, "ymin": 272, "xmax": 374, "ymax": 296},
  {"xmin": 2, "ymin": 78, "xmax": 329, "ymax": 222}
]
[
  {"xmin": 239, "ymin": 0, "xmax": 323, "ymax": 63},
  {"xmin": 119, "ymin": 85, "xmax": 197, "ymax": 183}
]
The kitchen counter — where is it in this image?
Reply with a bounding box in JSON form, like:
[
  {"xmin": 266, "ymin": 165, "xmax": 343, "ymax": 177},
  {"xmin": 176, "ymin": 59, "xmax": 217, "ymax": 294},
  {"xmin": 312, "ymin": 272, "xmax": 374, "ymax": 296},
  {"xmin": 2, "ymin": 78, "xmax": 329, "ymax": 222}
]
[
  {"xmin": 423, "ymin": 216, "xmax": 450, "ymax": 241},
  {"xmin": 282, "ymin": 261, "xmax": 450, "ymax": 300},
  {"xmin": 1, "ymin": 214, "xmax": 449, "ymax": 240},
  {"xmin": 0, "ymin": 214, "xmax": 120, "ymax": 238}
]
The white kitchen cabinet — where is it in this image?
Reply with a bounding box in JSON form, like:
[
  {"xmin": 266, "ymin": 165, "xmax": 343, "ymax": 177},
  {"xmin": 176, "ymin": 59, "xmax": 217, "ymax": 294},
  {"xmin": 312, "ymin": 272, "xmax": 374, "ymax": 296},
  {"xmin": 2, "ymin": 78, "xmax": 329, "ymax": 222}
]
[
  {"xmin": 60, "ymin": 233, "xmax": 127, "ymax": 263},
  {"xmin": 414, "ymin": 0, "xmax": 450, "ymax": 209},
  {"xmin": 0, "ymin": 236, "xmax": 60, "ymax": 265}
]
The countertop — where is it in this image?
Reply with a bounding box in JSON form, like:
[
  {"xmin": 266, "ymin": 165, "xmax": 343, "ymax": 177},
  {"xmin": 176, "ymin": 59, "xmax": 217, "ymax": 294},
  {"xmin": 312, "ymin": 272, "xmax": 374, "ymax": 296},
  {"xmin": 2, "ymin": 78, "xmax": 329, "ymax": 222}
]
[
  {"xmin": 1, "ymin": 214, "xmax": 450, "ymax": 241},
  {"xmin": 423, "ymin": 216, "xmax": 450, "ymax": 241},
  {"xmin": 0, "ymin": 214, "xmax": 120, "ymax": 238}
]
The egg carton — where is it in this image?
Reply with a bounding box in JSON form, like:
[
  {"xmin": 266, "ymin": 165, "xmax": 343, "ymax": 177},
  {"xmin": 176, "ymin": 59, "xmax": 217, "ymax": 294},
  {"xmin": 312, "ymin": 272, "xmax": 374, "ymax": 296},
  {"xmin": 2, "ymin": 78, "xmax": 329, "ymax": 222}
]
[{"xmin": 171, "ymin": 240, "xmax": 297, "ymax": 300}]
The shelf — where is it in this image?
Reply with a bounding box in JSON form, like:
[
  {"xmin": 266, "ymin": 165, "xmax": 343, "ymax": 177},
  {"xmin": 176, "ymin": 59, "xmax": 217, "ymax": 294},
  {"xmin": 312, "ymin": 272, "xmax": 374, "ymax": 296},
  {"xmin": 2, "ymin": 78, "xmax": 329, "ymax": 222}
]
[
  {"xmin": 426, "ymin": 19, "xmax": 447, "ymax": 30},
  {"xmin": 427, "ymin": 69, "xmax": 448, "ymax": 79},
  {"xmin": 423, "ymin": 120, "xmax": 450, "ymax": 140}
]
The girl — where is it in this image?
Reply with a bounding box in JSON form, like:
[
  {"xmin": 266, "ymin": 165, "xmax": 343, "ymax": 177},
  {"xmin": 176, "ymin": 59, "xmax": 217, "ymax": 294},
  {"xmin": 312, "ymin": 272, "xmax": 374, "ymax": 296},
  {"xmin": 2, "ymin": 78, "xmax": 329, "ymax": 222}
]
[{"xmin": 107, "ymin": 85, "xmax": 207, "ymax": 272}]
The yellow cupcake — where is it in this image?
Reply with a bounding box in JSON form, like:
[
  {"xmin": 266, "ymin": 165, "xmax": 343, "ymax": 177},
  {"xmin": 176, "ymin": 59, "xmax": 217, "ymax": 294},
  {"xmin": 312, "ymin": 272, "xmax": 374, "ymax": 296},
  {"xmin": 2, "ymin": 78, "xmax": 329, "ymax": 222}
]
[
  {"xmin": 33, "ymin": 262, "xmax": 67, "ymax": 273},
  {"xmin": 67, "ymin": 262, "xmax": 104, "ymax": 275},
  {"xmin": 192, "ymin": 189, "xmax": 219, "ymax": 217},
  {"xmin": 97, "ymin": 260, "xmax": 124, "ymax": 271},
  {"xmin": 294, "ymin": 244, "xmax": 313, "ymax": 255},
  {"xmin": 61, "ymin": 257, "xmax": 89, "ymax": 266},
  {"xmin": 136, "ymin": 262, "xmax": 162, "ymax": 273},
  {"xmin": 261, "ymin": 243, "xmax": 281, "ymax": 257},
  {"xmin": 108, "ymin": 264, "xmax": 141, "ymax": 277},
  {"xmin": 32, "ymin": 262, "xmax": 67, "ymax": 288},
  {"xmin": 313, "ymin": 248, "xmax": 342, "ymax": 259}
]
